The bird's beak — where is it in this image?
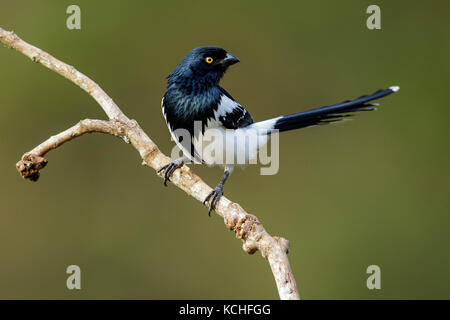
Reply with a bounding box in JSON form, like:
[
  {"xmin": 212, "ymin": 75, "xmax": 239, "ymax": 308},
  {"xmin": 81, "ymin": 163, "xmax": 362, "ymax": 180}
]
[{"xmin": 220, "ymin": 53, "xmax": 240, "ymax": 67}]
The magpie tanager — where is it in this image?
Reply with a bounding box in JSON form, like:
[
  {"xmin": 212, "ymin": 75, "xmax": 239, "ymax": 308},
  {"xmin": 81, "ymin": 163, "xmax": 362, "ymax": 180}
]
[{"xmin": 159, "ymin": 47, "xmax": 399, "ymax": 215}]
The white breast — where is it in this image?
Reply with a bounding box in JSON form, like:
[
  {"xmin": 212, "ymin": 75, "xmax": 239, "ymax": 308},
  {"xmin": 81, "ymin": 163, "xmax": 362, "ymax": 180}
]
[
  {"xmin": 193, "ymin": 95, "xmax": 269, "ymax": 167},
  {"xmin": 163, "ymin": 95, "xmax": 270, "ymax": 167}
]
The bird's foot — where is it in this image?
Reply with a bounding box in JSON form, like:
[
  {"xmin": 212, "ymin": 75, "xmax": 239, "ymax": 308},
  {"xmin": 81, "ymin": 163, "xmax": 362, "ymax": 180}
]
[
  {"xmin": 157, "ymin": 158, "xmax": 184, "ymax": 186},
  {"xmin": 203, "ymin": 185, "xmax": 224, "ymax": 216}
]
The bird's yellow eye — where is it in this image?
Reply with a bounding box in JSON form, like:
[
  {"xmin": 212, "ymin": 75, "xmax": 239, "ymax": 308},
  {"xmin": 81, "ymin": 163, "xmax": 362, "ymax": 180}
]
[{"xmin": 205, "ymin": 57, "xmax": 213, "ymax": 64}]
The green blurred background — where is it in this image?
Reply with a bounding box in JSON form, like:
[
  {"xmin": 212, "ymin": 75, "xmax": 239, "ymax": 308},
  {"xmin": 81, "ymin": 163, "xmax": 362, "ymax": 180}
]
[{"xmin": 0, "ymin": 0, "xmax": 449, "ymax": 299}]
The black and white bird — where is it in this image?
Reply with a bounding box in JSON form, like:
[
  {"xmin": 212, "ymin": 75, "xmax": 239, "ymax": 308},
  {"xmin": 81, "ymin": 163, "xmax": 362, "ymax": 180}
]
[{"xmin": 159, "ymin": 47, "xmax": 399, "ymax": 215}]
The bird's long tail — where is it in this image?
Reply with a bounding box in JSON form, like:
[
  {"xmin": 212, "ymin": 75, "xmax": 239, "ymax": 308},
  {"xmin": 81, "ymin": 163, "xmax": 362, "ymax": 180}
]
[{"xmin": 249, "ymin": 86, "xmax": 399, "ymax": 133}]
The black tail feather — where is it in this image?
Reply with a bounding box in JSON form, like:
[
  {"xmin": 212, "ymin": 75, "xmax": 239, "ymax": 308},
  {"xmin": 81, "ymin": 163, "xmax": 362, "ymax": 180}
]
[{"xmin": 272, "ymin": 86, "xmax": 399, "ymax": 133}]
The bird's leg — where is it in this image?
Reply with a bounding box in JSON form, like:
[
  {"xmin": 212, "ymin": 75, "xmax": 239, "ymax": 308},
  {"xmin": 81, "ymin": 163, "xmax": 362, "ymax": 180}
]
[
  {"xmin": 157, "ymin": 157, "xmax": 186, "ymax": 186},
  {"xmin": 203, "ymin": 169, "xmax": 232, "ymax": 216}
]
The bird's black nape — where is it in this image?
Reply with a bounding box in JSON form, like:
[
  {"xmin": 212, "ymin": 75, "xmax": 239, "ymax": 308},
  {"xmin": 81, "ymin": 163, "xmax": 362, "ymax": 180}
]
[
  {"xmin": 167, "ymin": 47, "xmax": 239, "ymax": 86},
  {"xmin": 272, "ymin": 86, "xmax": 400, "ymax": 133}
]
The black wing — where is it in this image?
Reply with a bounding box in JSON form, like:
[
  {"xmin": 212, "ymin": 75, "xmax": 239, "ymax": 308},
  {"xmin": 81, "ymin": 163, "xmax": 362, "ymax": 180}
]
[{"xmin": 217, "ymin": 87, "xmax": 254, "ymax": 129}]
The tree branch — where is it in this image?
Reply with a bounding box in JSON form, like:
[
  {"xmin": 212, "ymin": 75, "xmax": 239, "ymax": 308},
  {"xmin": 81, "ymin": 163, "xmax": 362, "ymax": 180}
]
[{"xmin": 1, "ymin": 27, "xmax": 300, "ymax": 300}]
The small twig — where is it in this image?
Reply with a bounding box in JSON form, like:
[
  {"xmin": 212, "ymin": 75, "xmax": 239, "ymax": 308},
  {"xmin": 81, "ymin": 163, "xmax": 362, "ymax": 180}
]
[
  {"xmin": 16, "ymin": 119, "xmax": 121, "ymax": 181},
  {"xmin": 1, "ymin": 27, "xmax": 300, "ymax": 299}
]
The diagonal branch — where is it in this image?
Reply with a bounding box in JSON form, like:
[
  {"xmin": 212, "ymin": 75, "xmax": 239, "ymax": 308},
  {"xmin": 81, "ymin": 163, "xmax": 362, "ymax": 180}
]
[{"xmin": 1, "ymin": 27, "xmax": 300, "ymax": 300}]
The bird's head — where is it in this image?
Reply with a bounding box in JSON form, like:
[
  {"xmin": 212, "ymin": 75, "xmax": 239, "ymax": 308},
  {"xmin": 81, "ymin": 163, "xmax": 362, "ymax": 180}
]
[{"xmin": 168, "ymin": 47, "xmax": 240, "ymax": 86}]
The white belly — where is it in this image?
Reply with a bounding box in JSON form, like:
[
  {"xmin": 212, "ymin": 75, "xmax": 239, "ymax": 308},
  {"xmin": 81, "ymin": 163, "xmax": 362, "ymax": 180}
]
[{"xmin": 192, "ymin": 126, "xmax": 270, "ymax": 167}]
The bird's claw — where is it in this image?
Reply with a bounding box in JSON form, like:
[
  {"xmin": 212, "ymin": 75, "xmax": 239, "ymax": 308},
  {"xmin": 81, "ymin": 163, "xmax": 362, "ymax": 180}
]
[
  {"xmin": 157, "ymin": 160, "xmax": 184, "ymax": 186},
  {"xmin": 203, "ymin": 185, "xmax": 223, "ymax": 216}
]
